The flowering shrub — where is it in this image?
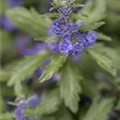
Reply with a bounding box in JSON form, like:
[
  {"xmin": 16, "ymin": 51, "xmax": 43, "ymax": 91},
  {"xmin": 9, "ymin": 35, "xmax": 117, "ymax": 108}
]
[{"xmin": 0, "ymin": 0, "xmax": 120, "ymax": 120}]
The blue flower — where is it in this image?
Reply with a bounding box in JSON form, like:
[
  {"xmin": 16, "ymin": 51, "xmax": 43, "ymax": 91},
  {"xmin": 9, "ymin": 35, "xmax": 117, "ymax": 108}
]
[
  {"xmin": 14, "ymin": 108, "xmax": 24, "ymax": 120},
  {"xmin": 82, "ymin": 31, "xmax": 98, "ymax": 47},
  {"xmin": 14, "ymin": 102, "xmax": 27, "ymax": 120},
  {"xmin": 58, "ymin": 7, "xmax": 72, "ymax": 18},
  {"xmin": 28, "ymin": 94, "xmax": 40, "ymax": 107},
  {"xmin": 59, "ymin": 39, "xmax": 73, "ymax": 54},
  {"xmin": 14, "ymin": 95, "xmax": 40, "ymax": 120},
  {"xmin": 73, "ymin": 42, "xmax": 84, "ymax": 53},
  {"xmin": 59, "ymin": 34, "xmax": 84, "ymax": 55},
  {"xmin": 50, "ymin": 18, "xmax": 66, "ymax": 36},
  {"xmin": 64, "ymin": 22, "xmax": 78, "ymax": 35}
]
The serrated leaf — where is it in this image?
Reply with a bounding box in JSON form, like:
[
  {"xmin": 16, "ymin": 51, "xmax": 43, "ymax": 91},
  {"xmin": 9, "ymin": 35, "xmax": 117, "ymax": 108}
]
[
  {"xmin": 87, "ymin": 49, "xmax": 117, "ymax": 76},
  {"xmin": 39, "ymin": 54, "xmax": 67, "ymax": 83},
  {"xmin": 78, "ymin": 0, "xmax": 106, "ymax": 31},
  {"xmin": 7, "ymin": 7, "xmax": 51, "ymax": 38},
  {"xmin": 92, "ymin": 46, "xmax": 119, "ymax": 70},
  {"xmin": 35, "ymin": 89, "xmax": 61, "ymax": 117},
  {"xmin": 8, "ymin": 51, "xmax": 49, "ymax": 86},
  {"xmin": 82, "ymin": 97, "xmax": 114, "ymax": 120},
  {"xmin": 59, "ymin": 62, "xmax": 82, "ymax": 113},
  {"xmin": 83, "ymin": 0, "xmax": 106, "ymax": 23},
  {"xmin": 80, "ymin": 22, "xmax": 105, "ymax": 31},
  {"xmin": 96, "ymin": 32, "xmax": 112, "ymax": 41}
]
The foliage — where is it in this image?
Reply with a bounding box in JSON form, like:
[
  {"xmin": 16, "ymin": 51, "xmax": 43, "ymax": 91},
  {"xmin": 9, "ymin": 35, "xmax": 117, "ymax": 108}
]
[
  {"xmin": 8, "ymin": 51, "xmax": 49, "ymax": 86},
  {"xmin": 39, "ymin": 54, "xmax": 67, "ymax": 82},
  {"xmin": 59, "ymin": 61, "xmax": 82, "ymax": 113},
  {"xmin": 82, "ymin": 97, "xmax": 114, "ymax": 120},
  {"xmin": 1, "ymin": 0, "xmax": 120, "ymax": 120},
  {"xmin": 7, "ymin": 7, "xmax": 51, "ymax": 39}
]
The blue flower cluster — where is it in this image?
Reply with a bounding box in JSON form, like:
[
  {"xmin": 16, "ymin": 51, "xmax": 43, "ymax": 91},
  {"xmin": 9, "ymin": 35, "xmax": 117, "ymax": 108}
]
[
  {"xmin": 49, "ymin": 6, "xmax": 97, "ymax": 55},
  {"xmin": 14, "ymin": 94, "xmax": 40, "ymax": 120}
]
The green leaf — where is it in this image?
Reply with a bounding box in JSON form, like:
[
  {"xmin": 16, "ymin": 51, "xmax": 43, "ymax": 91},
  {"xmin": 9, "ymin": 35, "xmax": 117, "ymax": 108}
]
[
  {"xmin": 14, "ymin": 82, "xmax": 24, "ymax": 97},
  {"xmin": 35, "ymin": 36, "xmax": 58, "ymax": 43},
  {"xmin": 52, "ymin": 0, "xmax": 75, "ymax": 8},
  {"xmin": 7, "ymin": 7, "xmax": 51, "ymax": 38},
  {"xmin": 115, "ymin": 99, "xmax": 120, "ymax": 110},
  {"xmin": 87, "ymin": 49, "xmax": 117, "ymax": 76},
  {"xmin": 59, "ymin": 62, "xmax": 82, "ymax": 113},
  {"xmin": 78, "ymin": 0, "xmax": 106, "ymax": 31},
  {"xmin": 78, "ymin": 53, "xmax": 99, "ymax": 98},
  {"xmin": 8, "ymin": 51, "xmax": 49, "ymax": 86},
  {"xmin": 42, "ymin": 13, "xmax": 60, "ymax": 18},
  {"xmin": 96, "ymin": 32, "xmax": 112, "ymax": 41},
  {"xmin": 71, "ymin": 13, "xmax": 88, "ymax": 21},
  {"xmin": 39, "ymin": 54, "xmax": 67, "ymax": 83},
  {"xmin": 88, "ymin": 44, "xmax": 119, "ymax": 70},
  {"xmin": 70, "ymin": 3, "xmax": 85, "ymax": 8},
  {"xmin": 79, "ymin": 22, "xmax": 105, "ymax": 31},
  {"xmin": 57, "ymin": 106, "xmax": 74, "ymax": 120},
  {"xmin": 93, "ymin": 46, "xmax": 119, "ymax": 70},
  {"xmin": 81, "ymin": 78, "xmax": 99, "ymax": 98},
  {"xmin": 82, "ymin": 97, "xmax": 114, "ymax": 120},
  {"xmin": 83, "ymin": 0, "xmax": 106, "ymax": 23},
  {"xmin": 0, "ymin": 61, "xmax": 21, "ymax": 82},
  {"xmin": 35, "ymin": 89, "xmax": 61, "ymax": 117},
  {"xmin": 0, "ymin": 112, "xmax": 14, "ymax": 120}
]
